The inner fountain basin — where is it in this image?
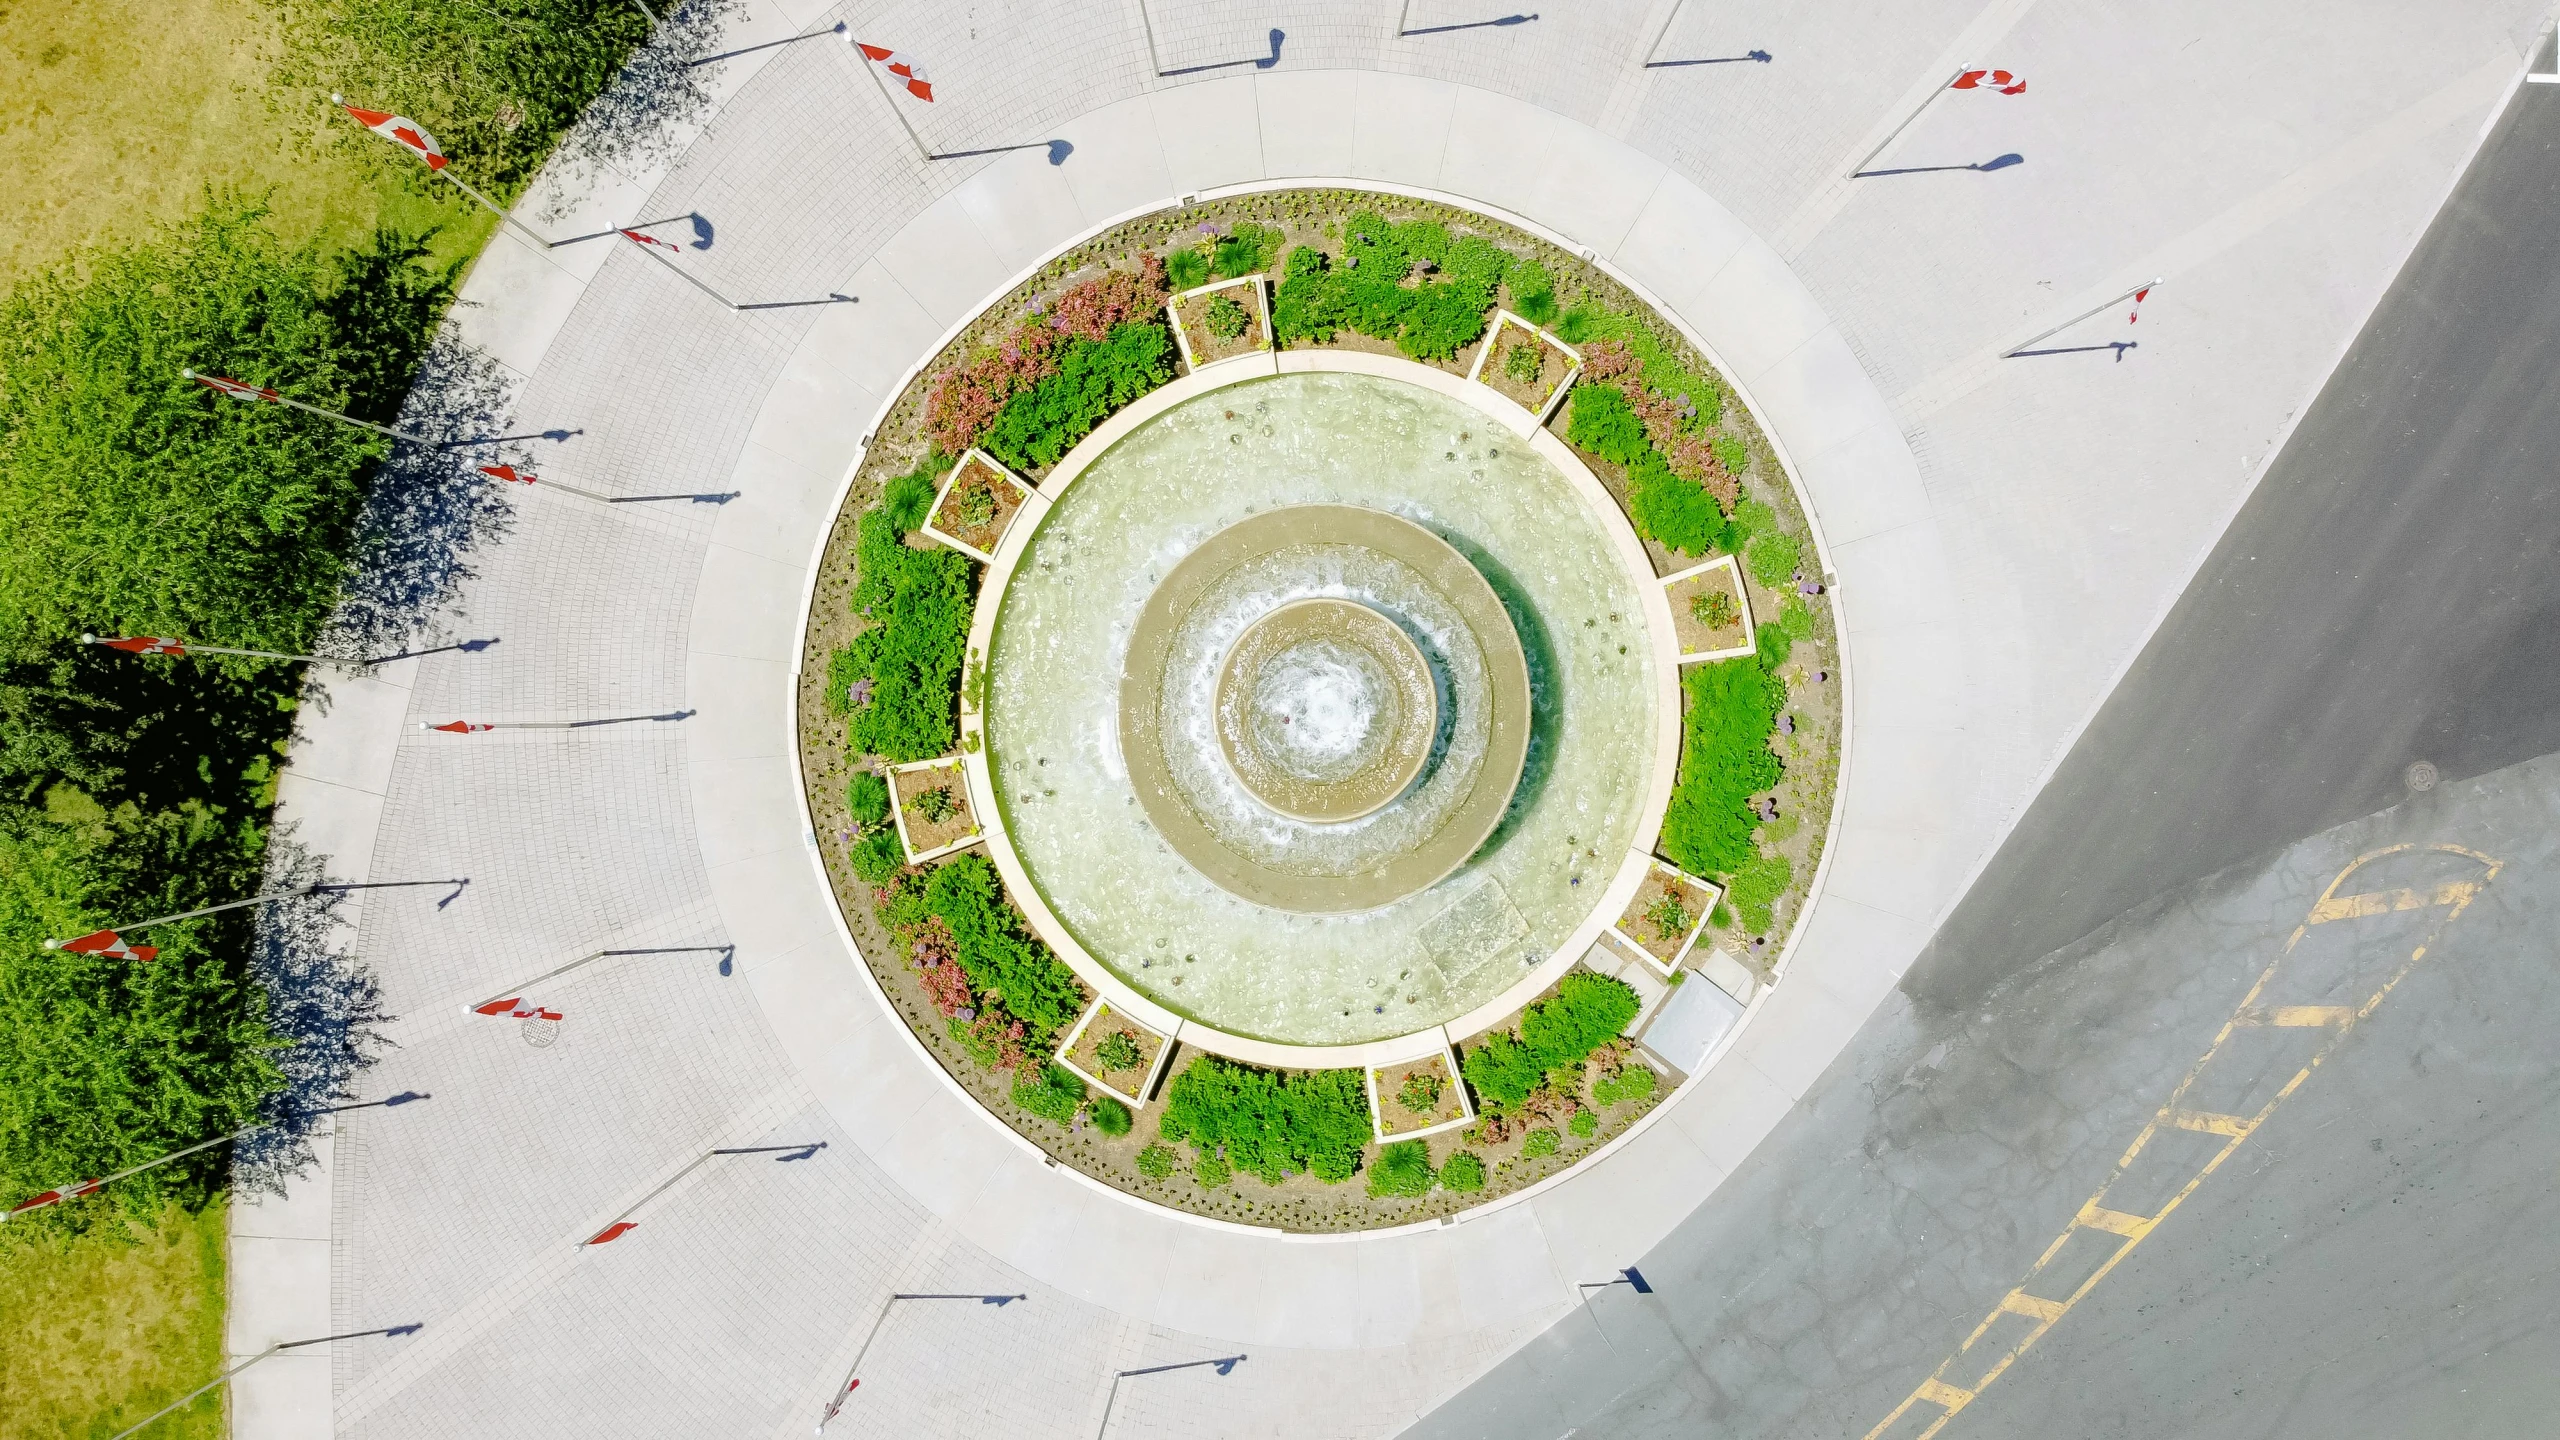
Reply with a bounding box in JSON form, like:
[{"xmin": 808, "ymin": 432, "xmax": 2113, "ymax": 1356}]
[
  {"xmin": 977, "ymin": 364, "xmax": 1667, "ymax": 1048},
  {"xmin": 1218, "ymin": 596, "xmax": 1439, "ymax": 824},
  {"xmin": 1123, "ymin": 504, "xmax": 1530, "ymax": 911}
]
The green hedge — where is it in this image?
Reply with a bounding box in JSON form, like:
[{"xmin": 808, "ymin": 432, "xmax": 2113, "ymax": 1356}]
[
  {"xmin": 1658, "ymin": 656, "xmax": 1785, "ymax": 879},
  {"xmin": 980, "ymin": 321, "xmax": 1172, "ymax": 471},
  {"xmin": 1566, "ymin": 385, "xmax": 1734, "ymax": 557},
  {"xmin": 1269, "ymin": 210, "xmax": 1523, "ymax": 362},
  {"xmin": 1460, "ymin": 971, "xmax": 1640, "ymax": 1112},
  {"xmin": 836, "ymin": 454, "xmax": 972, "ymax": 763},
  {"xmin": 1157, "ymin": 1055, "xmax": 1373, "ymax": 1185},
  {"xmin": 920, "ymin": 854, "xmax": 1083, "ymax": 1044}
]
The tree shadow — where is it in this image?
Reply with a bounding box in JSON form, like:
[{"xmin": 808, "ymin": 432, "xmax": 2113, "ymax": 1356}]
[
  {"xmin": 232, "ymin": 832, "xmax": 392, "ymax": 1196},
  {"xmin": 539, "ymin": 0, "xmax": 741, "ymax": 218}
]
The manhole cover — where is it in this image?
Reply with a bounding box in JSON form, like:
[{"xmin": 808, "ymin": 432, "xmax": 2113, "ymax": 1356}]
[
  {"xmin": 2404, "ymin": 760, "xmax": 2439, "ymax": 792},
  {"xmin": 521, "ymin": 1016, "xmax": 562, "ymax": 1048}
]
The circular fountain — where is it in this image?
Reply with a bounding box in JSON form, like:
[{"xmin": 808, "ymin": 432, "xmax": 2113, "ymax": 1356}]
[{"xmin": 979, "ymin": 366, "xmax": 1669, "ymax": 1048}]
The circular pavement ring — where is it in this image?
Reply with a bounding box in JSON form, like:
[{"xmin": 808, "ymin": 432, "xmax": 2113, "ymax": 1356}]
[{"xmin": 1118, "ymin": 503, "xmax": 1531, "ymax": 911}]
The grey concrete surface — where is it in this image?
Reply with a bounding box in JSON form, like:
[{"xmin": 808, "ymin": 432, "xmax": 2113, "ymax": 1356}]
[
  {"xmin": 1913, "ymin": 71, "xmax": 2560, "ymax": 1010},
  {"xmin": 1406, "ymin": 746, "xmax": 2560, "ymax": 1440}
]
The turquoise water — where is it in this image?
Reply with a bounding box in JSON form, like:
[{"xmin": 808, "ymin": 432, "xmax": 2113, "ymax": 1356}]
[{"xmin": 985, "ymin": 372, "xmax": 1656, "ymax": 1045}]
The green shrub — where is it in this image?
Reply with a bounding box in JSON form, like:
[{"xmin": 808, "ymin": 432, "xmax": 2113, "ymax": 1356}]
[
  {"xmin": 1394, "ymin": 277, "xmax": 1489, "ymax": 361},
  {"xmin": 1271, "ymin": 245, "xmax": 1342, "ymax": 344},
  {"xmin": 1592, "ymin": 1062, "xmax": 1658, "ymax": 1108},
  {"xmin": 841, "ymin": 454, "xmax": 972, "ymax": 763},
  {"xmin": 1158, "ymin": 1055, "xmax": 1372, "ymax": 1184},
  {"xmin": 1712, "ymin": 434, "xmax": 1749, "ymax": 474},
  {"xmin": 1505, "ymin": 256, "xmax": 1556, "ymax": 324},
  {"xmin": 1137, "ymin": 1143, "xmax": 1179, "ymax": 1178},
  {"xmin": 849, "ymin": 827, "xmax": 906, "ymax": 885},
  {"xmin": 1165, "ymin": 248, "xmax": 1210, "ymax": 291},
  {"xmin": 1629, "ymin": 454, "xmax": 1733, "ymax": 556},
  {"xmin": 1746, "ymin": 529, "xmax": 1802, "ymax": 590},
  {"xmin": 1366, "ymin": 1139, "xmax": 1436, "ymax": 1197},
  {"xmin": 1643, "ymin": 894, "xmax": 1692, "ymax": 944},
  {"xmin": 1691, "ymin": 589, "xmax": 1740, "ymax": 630},
  {"xmin": 847, "ymin": 771, "xmax": 892, "ymax": 827},
  {"xmin": 1213, "ymin": 223, "xmax": 1283, "ymax": 278},
  {"xmin": 1093, "ymin": 1029, "xmax": 1144, "ymax": 1073},
  {"xmin": 981, "ymin": 321, "xmax": 1172, "ymax": 470},
  {"xmin": 1569, "ymin": 1108, "xmax": 1597, "ymax": 1139},
  {"xmin": 1088, "ymin": 1096, "xmax": 1133, "ymax": 1135},
  {"xmin": 1267, "ymin": 217, "xmax": 1495, "ymax": 360},
  {"xmin": 1522, "ymin": 1127, "xmax": 1560, "ymax": 1158},
  {"xmin": 1460, "ymin": 972, "xmax": 1642, "ymax": 1111},
  {"xmin": 1397, "ymin": 1069, "xmax": 1444, "ymax": 1114},
  {"xmin": 1658, "ymin": 658, "xmax": 1784, "ymax": 879},
  {"xmin": 1566, "ymin": 384, "xmax": 1650, "ymax": 466},
  {"xmin": 1193, "ymin": 1152, "xmax": 1232, "ymax": 1187},
  {"xmin": 951, "ymin": 481, "xmax": 997, "ymax": 529},
  {"xmin": 1204, "ymin": 295, "xmax": 1249, "ymax": 340},
  {"xmin": 908, "ymin": 784, "xmax": 959, "ymax": 825},
  {"xmin": 1725, "ymin": 851, "xmax": 1793, "ymax": 934},
  {"xmin": 1552, "ymin": 306, "xmax": 1720, "ymax": 430},
  {"xmin": 922, "ymin": 854, "xmax": 1084, "ymax": 1042},
  {"xmin": 1438, "ymin": 1150, "xmax": 1486, "ymax": 1192},
  {"xmin": 1756, "ymin": 616, "xmax": 1793, "ymax": 673},
  {"xmin": 1442, "ymin": 234, "xmax": 1509, "ymax": 292},
  {"xmin": 1012, "ymin": 1062, "xmax": 1085, "ymax": 1125},
  {"xmin": 1503, "ymin": 337, "xmax": 1543, "ymax": 384},
  {"xmin": 1779, "ymin": 596, "xmax": 1816, "ymax": 641}
]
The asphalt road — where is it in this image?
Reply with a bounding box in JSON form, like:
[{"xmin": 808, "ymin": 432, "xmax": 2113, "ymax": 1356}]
[
  {"xmin": 1914, "ymin": 73, "xmax": 2560, "ymax": 1009},
  {"xmin": 1405, "ymin": 56, "xmax": 2560, "ymax": 1440}
]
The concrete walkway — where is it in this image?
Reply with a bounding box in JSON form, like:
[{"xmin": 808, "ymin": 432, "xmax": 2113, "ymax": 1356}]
[{"xmin": 224, "ymin": 1, "xmax": 2548, "ymax": 1435}]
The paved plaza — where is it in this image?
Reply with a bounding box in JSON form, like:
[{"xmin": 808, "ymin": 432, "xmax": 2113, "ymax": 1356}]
[{"xmin": 225, "ymin": 2, "xmax": 2557, "ymax": 1436}]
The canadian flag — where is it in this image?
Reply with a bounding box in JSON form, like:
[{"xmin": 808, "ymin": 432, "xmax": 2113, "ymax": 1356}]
[
  {"xmin": 337, "ymin": 98, "xmax": 448, "ymax": 169},
  {"xmin": 190, "ymin": 373, "xmax": 281, "ymax": 403},
  {"xmin": 8, "ymin": 1178, "xmax": 103, "ymax": 1218},
  {"xmin": 477, "ymin": 464, "xmax": 536, "ymax": 485},
  {"xmin": 471, "ymin": 996, "xmax": 562, "ymax": 1020},
  {"xmin": 586, "ymin": 1220, "xmax": 640, "ymax": 1245},
  {"xmin": 1952, "ymin": 68, "xmax": 2027, "ymax": 95},
  {"xmin": 58, "ymin": 929, "xmax": 159, "ymax": 963},
  {"xmin": 857, "ymin": 43, "xmax": 934, "ymax": 101},
  {"xmin": 428, "ymin": 721, "xmax": 495, "ymax": 734},
  {"xmin": 2128, "ymin": 286, "xmax": 2151, "ymax": 323},
  {"xmin": 95, "ymin": 636, "xmax": 188, "ymax": 656},
  {"xmin": 619, "ymin": 228, "xmax": 683, "ymax": 253}
]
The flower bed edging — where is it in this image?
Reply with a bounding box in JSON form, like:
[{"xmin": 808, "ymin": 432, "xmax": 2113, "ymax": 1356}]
[
  {"xmin": 889, "ymin": 755, "xmax": 982, "ymax": 864},
  {"xmin": 920, "ymin": 449, "xmax": 1040, "ymax": 564},
  {"xmin": 1662, "ymin": 554, "xmax": 1758, "ymax": 664},
  {"xmin": 1055, "ymin": 995, "xmax": 1177, "ymax": 1109}
]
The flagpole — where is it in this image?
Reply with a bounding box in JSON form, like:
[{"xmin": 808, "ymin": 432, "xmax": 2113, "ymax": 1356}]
[
  {"xmin": 44, "ymin": 884, "xmax": 336, "ymax": 948},
  {"xmin": 476, "ymin": 465, "xmax": 622, "ymax": 503},
  {"xmin": 7, "ymin": 1093, "xmax": 426, "ymax": 1224},
  {"xmin": 331, "ymin": 93, "xmax": 554, "ymax": 250},
  {"xmin": 82, "ymin": 633, "xmax": 354, "ymax": 668},
  {"xmin": 845, "ymin": 33, "xmax": 932, "ymax": 160},
  {"xmin": 1849, "ymin": 69, "xmax": 1963, "ymax": 177},
  {"xmin": 2003, "ymin": 279, "xmax": 2162, "ymax": 357},
  {"xmin": 623, "ymin": 236, "xmax": 741, "ymax": 311},
  {"xmin": 181, "ymin": 369, "xmax": 431, "ymax": 443}
]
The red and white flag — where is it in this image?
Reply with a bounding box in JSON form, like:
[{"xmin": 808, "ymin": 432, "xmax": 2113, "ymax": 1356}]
[
  {"xmin": 857, "ymin": 43, "xmax": 934, "ymax": 101},
  {"xmin": 586, "ymin": 1220, "xmax": 640, "ymax": 1245},
  {"xmin": 1952, "ymin": 68, "xmax": 2027, "ymax": 96},
  {"xmin": 190, "ymin": 373, "xmax": 280, "ymax": 403},
  {"xmin": 428, "ymin": 721, "xmax": 495, "ymax": 734},
  {"xmin": 471, "ymin": 996, "xmax": 562, "ymax": 1020},
  {"xmin": 337, "ymin": 98, "xmax": 448, "ymax": 169},
  {"xmin": 7, "ymin": 1178, "xmax": 102, "ymax": 1218},
  {"xmin": 95, "ymin": 636, "xmax": 187, "ymax": 656},
  {"xmin": 477, "ymin": 464, "xmax": 536, "ymax": 486},
  {"xmin": 58, "ymin": 929, "xmax": 159, "ymax": 963},
  {"xmin": 619, "ymin": 228, "xmax": 683, "ymax": 253},
  {"xmin": 2127, "ymin": 286, "xmax": 2151, "ymax": 323}
]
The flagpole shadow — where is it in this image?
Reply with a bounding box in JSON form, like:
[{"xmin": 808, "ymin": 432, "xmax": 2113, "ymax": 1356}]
[
  {"xmin": 607, "ymin": 491, "xmax": 741, "ymax": 504},
  {"xmin": 927, "ymin": 140, "xmax": 1074, "ymax": 167},
  {"xmin": 1161, "ymin": 29, "xmax": 1286, "ymax": 76},
  {"xmin": 1853, "ymin": 153, "xmax": 2023, "ymax": 177},
  {"xmin": 2006, "ymin": 341, "xmax": 2139, "ymax": 362},
  {"xmin": 1401, "ymin": 12, "xmax": 1537, "ymax": 36},
  {"xmin": 1646, "ymin": 48, "xmax": 1770, "ymax": 67},
  {"xmin": 552, "ymin": 214, "xmax": 712, "ymax": 250},
  {"xmin": 688, "ymin": 21, "xmax": 846, "ymax": 67}
]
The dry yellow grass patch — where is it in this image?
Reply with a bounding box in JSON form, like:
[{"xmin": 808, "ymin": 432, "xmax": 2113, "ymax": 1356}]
[
  {"xmin": 0, "ymin": 1199, "xmax": 230, "ymax": 1439},
  {"xmin": 0, "ymin": 0, "xmax": 492, "ymax": 291}
]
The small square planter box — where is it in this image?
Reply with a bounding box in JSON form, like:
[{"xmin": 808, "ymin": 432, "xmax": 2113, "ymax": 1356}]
[
  {"xmin": 888, "ymin": 756, "xmax": 983, "ymax": 864},
  {"xmin": 1465, "ymin": 309, "xmax": 1582, "ymax": 424},
  {"xmin": 1165, "ymin": 275, "xmax": 1272, "ymax": 370},
  {"xmin": 1612, "ymin": 860, "xmax": 1724, "ymax": 976},
  {"xmin": 920, "ymin": 450, "xmax": 1034, "ymax": 564},
  {"xmin": 1367, "ymin": 1045, "xmax": 1475, "ymax": 1142},
  {"xmin": 1663, "ymin": 555, "xmax": 1758, "ymax": 664},
  {"xmin": 1055, "ymin": 997, "xmax": 1174, "ymax": 1108}
]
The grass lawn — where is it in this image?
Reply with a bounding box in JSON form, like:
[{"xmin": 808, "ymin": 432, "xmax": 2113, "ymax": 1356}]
[
  {"xmin": 0, "ymin": 1200, "xmax": 230, "ymax": 1439},
  {"xmin": 0, "ymin": 0, "xmax": 496, "ymax": 293}
]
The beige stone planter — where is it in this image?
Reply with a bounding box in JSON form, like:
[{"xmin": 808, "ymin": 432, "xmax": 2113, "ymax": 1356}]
[
  {"xmin": 1464, "ymin": 308, "xmax": 1581, "ymax": 426},
  {"xmin": 1366, "ymin": 1045, "xmax": 1475, "ymax": 1142},
  {"xmin": 1663, "ymin": 554, "xmax": 1759, "ymax": 664},
  {"xmin": 1165, "ymin": 274, "xmax": 1273, "ymax": 370},
  {"xmin": 921, "ymin": 449, "xmax": 1039, "ymax": 565},
  {"xmin": 1611, "ymin": 859, "xmax": 1723, "ymax": 977},
  {"xmin": 888, "ymin": 755, "xmax": 983, "ymax": 864},
  {"xmin": 1054, "ymin": 996, "xmax": 1176, "ymax": 1109}
]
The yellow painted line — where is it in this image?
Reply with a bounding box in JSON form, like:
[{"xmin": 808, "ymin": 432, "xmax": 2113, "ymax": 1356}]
[
  {"xmin": 2074, "ymin": 1204, "xmax": 2154, "ymax": 1239},
  {"xmin": 1861, "ymin": 843, "xmax": 2500, "ymax": 1440},
  {"xmin": 1999, "ymin": 1291, "xmax": 2065, "ymax": 1323},
  {"xmin": 2306, "ymin": 880, "xmax": 2476, "ymax": 925},
  {"xmin": 2161, "ymin": 1108, "xmax": 2254, "ymax": 1137}
]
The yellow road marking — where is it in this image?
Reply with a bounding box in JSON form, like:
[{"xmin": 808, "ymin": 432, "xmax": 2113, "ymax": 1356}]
[
  {"xmin": 1999, "ymin": 1292, "xmax": 2065, "ymax": 1322},
  {"xmin": 1861, "ymin": 843, "xmax": 2500, "ymax": 1440}
]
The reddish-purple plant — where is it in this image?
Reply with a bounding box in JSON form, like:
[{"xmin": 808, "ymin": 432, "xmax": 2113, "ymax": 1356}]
[
  {"xmin": 925, "ymin": 255, "xmax": 1172, "ymax": 455},
  {"xmin": 1577, "ymin": 340, "xmax": 1735, "ymax": 504}
]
